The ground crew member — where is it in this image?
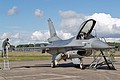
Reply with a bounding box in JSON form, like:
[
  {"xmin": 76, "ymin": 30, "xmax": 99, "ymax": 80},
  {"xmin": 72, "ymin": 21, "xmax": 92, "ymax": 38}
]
[{"xmin": 2, "ymin": 38, "xmax": 10, "ymax": 58}]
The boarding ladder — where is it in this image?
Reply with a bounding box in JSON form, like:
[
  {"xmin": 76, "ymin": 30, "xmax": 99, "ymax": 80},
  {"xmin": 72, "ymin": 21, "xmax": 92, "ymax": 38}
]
[
  {"xmin": 2, "ymin": 46, "xmax": 10, "ymax": 70},
  {"xmin": 89, "ymin": 37, "xmax": 115, "ymax": 70}
]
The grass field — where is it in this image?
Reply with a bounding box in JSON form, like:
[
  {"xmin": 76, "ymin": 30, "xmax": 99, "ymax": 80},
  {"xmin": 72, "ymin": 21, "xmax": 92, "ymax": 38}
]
[
  {"xmin": 0, "ymin": 51, "xmax": 51, "ymax": 61},
  {"xmin": 0, "ymin": 51, "xmax": 119, "ymax": 61}
]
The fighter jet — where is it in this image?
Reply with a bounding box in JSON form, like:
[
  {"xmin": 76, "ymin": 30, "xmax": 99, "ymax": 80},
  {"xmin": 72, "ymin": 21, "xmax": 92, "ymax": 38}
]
[{"xmin": 42, "ymin": 18, "xmax": 115, "ymax": 69}]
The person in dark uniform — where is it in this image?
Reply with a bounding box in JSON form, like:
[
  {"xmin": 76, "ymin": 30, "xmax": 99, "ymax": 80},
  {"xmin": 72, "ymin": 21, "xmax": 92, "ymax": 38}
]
[{"xmin": 2, "ymin": 38, "xmax": 10, "ymax": 58}]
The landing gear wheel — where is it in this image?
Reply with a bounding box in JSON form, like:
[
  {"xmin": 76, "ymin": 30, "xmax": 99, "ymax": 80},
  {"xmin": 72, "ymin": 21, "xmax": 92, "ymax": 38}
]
[
  {"xmin": 51, "ymin": 61, "xmax": 55, "ymax": 68},
  {"xmin": 80, "ymin": 64, "xmax": 83, "ymax": 69}
]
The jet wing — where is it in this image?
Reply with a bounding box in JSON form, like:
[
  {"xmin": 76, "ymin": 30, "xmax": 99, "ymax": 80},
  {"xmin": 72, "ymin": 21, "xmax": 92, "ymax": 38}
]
[
  {"xmin": 45, "ymin": 45, "xmax": 84, "ymax": 49},
  {"xmin": 44, "ymin": 45, "xmax": 115, "ymax": 50}
]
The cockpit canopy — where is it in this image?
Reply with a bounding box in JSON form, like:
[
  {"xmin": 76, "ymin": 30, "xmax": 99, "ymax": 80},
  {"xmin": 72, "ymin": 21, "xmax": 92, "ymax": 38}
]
[{"xmin": 76, "ymin": 19, "xmax": 96, "ymax": 39}]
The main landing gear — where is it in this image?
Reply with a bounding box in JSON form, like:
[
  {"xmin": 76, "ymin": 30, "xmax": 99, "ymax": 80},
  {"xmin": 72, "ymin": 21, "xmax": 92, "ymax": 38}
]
[
  {"xmin": 79, "ymin": 58, "xmax": 84, "ymax": 69},
  {"xmin": 51, "ymin": 53, "xmax": 62, "ymax": 68},
  {"xmin": 51, "ymin": 61, "xmax": 55, "ymax": 68}
]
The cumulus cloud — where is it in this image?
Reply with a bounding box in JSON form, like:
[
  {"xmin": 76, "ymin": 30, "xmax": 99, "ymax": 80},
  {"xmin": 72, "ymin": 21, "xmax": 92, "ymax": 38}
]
[
  {"xmin": 0, "ymin": 32, "xmax": 20, "ymax": 49},
  {"xmin": 59, "ymin": 10, "xmax": 120, "ymax": 39},
  {"xmin": 57, "ymin": 31, "xmax": 73, "ymax": 39},
  {"xmin": 0, "ymin": 32, "xmax": 20, "ymax": 39},
  {"xmin": 0, "ymin": 32, "xmax": 29, "ymax": 47},
  {"xmin": 0, "ymin": 30, "xmax": 73, "ymax": 49},
  {"xmin": 31, "ymin": 31, "xmax": 49, "ymax": 41},
  {"xmin": 31, "ymin": 30, "xmax": 73, "ymax": 42},
  {"xmin": 0, "ymin": 33, "xmax": 11, "ymax": 39},
  {"xmin": 1, "ymin": 10, "xmax": 120, "ymax": 48},
  {"xmin": 88, "ymin": 13, "xmax": 120, "ymax": 35},
  {"xmin": 7, "ymin": 6, "xmax": 17, "ymax": 16},
  {"xmin": 11, "ymin": 33, "xmax": 20, "ymax": 39},
  {"xmin": 59, "ymin": 10, "xmax": 85, "ymax": 19},
  {"xmin": 59, "ymin": 10, "xmax": 86, "ymax": 34},
  {"xmin": 34, "ymin": 9, "xmax": 43, "ymax": 18}
]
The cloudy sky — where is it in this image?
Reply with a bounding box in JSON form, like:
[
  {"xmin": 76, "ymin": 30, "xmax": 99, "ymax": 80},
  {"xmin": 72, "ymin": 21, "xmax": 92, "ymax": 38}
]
[{"xmin": 0, "ymin": 0, "xmax": 120, "ymax": 48}]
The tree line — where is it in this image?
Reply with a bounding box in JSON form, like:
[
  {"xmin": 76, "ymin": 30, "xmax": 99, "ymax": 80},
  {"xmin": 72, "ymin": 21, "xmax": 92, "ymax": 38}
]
[
  {"xmin": 16, "ymin": 43, "xmax": 48, "ymax": 48},
  {"xmin": 108, "ymin": 42, "xmax": 120, "ymax": 47}
]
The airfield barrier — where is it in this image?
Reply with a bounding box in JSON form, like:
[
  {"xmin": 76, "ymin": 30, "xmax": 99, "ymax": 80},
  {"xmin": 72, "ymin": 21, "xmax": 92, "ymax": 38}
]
[{"xmin": 15, "ymin": 47, "xmax": 42, "ymax": 52}]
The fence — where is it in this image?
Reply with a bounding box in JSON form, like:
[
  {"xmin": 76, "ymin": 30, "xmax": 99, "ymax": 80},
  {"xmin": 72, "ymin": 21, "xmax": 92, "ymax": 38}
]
[{"xmin": 15, "ymin": 47, "xmax": 42, "ymax": 52}]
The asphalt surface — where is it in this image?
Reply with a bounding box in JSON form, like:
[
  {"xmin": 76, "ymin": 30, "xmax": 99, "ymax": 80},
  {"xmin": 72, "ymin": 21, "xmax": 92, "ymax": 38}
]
[{"xmin": 0, "ymin": 58, "xmax": 120, "ymax": 80}]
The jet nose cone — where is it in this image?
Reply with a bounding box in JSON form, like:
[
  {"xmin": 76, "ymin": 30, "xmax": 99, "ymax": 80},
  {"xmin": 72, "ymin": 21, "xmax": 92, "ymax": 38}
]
[{"xmin": 91, "ymin": 39, "xmax": 111, "ymax": 49}]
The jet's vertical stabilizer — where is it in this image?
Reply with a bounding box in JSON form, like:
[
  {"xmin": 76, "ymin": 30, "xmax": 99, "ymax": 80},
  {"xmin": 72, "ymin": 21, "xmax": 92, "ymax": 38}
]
[{"xmin": 48, "ymin": 18, "xmax": 61, "ymax": 42}]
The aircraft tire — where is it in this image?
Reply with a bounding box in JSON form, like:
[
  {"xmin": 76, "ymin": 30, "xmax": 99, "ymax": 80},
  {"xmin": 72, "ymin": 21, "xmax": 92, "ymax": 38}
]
[
  {"xmin": 51, "ymin": 61, "xmax": 55, "ymax": 68},
  {"xmin": 80, "ymin": 64, "xmax": 84, "ymax": 69}
]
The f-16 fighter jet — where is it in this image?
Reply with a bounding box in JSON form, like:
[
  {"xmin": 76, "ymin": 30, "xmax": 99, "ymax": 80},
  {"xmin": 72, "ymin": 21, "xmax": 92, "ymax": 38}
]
[{"xmin": 42, "ymin": 18, "xmax": 115, "ymax": 69}]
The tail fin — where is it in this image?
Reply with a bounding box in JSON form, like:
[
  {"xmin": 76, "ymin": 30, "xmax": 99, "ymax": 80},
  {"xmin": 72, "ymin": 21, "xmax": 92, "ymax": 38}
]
[{"xmin": 48, "ymin": 18, "xmax": 61, "ymax": 42}]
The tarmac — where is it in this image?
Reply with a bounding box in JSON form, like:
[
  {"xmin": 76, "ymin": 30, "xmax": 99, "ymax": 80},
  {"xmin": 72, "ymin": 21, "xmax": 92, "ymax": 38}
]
[{"xmin": 0, "ymin": 57, "xmax": 120, "ymax": 80}]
